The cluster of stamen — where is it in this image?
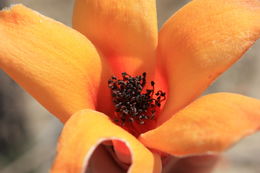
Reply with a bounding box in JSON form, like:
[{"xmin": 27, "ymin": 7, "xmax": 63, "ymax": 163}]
[{"xmin": 108, "ymin": 72, "xmax": 166, "ymax": 128}]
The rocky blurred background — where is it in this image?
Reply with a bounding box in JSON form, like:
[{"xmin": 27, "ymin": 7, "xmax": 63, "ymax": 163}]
[{"xmin": 0, "ymin": 0, "xmax": 259, "ymax": 173}]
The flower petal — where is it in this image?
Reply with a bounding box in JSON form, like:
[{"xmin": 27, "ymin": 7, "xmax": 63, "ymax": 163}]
[
  {"xmin": 139, "ymin": 93, "xmax": 260, "ymax": 156},
  {"xmin": 52, "ymin": 109, "xmax": 162, "ymax": 173},
  {"xmin": 158, "ymin": 0, "xmax": 260, "ymax": 124},
  {"xmin": 0, "ymin": 5, "xmax": 107, "ymax": 122},
  {"xmin": 73, "ymin": 0, "xmax": 158, "ymax": 75}
]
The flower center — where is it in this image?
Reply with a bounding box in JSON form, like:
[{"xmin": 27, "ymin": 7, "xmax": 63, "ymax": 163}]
[{"xmin": 108, "ymin": 72, "xmax": 166, "ymax": 136}]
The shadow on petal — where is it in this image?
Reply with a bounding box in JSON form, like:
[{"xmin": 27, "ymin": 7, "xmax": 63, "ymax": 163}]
[{"xmin": 84, "ymin": 142, "xmax": 125, "ymax": 173}]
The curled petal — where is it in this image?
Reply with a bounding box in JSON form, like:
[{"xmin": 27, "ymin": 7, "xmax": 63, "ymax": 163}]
[
  {"xmin": 0, "ymin": 5, "xmax": 107, "ymax": 122},
  {"xmin": 140, "ymin": 93, "xmax": 260, "ymax": 156},
  {"xmin": 52, "ymin": 109, "xmax": 162, "ymax": 173},
  {"xmin": 158, "ymin": 0, "xmax": 260, "ymax": 124},
  {"xmin": 73, "ymin": 0, "xmax": 158, "ymax": 75}
]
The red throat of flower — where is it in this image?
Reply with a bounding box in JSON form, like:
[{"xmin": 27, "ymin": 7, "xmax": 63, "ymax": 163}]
[{"xmin": 108, "ymin": 72, "xmax": 166, "ymax": 136}]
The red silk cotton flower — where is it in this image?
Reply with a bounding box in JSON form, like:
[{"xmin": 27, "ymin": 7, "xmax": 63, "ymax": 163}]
[{"xmin": 1, "ymin": 0, "xmax": 260, "ymax": 172}]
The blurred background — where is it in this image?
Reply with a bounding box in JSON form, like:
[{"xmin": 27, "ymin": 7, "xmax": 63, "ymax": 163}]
[{"xmin": 0, "ymin": 0, "xmax": 259, "ymax": 172}]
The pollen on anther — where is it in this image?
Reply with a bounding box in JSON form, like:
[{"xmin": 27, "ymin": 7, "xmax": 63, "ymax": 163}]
[{"xmin": 108, "ymin": 72, "xmax": 166, "ymax": 128}]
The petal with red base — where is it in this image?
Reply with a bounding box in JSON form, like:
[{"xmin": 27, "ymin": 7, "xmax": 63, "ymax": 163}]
[
  {"xmin": 158, "ymin": 0, "xmax": 260, "ymax": 124},
  {"xmin": 73, "ymin": 0, "xmax": 158, "ymax": 75}
]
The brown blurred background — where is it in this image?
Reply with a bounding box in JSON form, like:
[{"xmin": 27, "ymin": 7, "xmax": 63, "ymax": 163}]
[{"xmin": 0, "ymin": 0, "xmax": 259, "ymax": 172}]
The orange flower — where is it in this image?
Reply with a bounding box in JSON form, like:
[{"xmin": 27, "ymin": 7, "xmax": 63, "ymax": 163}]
[{"xmin": 1, "ymin": 0, "xmax": 260, "ymax": 172}]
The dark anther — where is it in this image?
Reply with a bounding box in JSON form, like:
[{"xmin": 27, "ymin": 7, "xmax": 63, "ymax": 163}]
[{"xmin": 108, "ymin": 72, "xmax": 166, "ymax": 126}]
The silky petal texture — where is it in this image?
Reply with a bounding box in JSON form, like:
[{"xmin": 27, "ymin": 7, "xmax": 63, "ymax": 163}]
[
  {"xmin": 0, "ymin": 5, "xmax": 106, "ymax": 122},
  {"xmin": 139, "ymin": 93, "xmax": 260, "ymax": 156},
  {"xmin": 52, "ymin": 109, "xmax": 162, "ymax": 173},
  {"xmin": 158, "ymin": 0, "xmax": 260, "ymax": 124},
  {"xmin": 73, "ymin": 0, "xmax": 158, "ymax": 76}
]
